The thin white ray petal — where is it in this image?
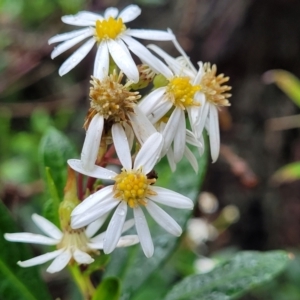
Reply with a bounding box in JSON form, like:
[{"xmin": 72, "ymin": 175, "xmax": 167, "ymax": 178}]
[
  {"xmin": 122, "ymin": 219, "xmax": 135, "ymax": 233},
  {"xmin": 51, "ymin": 28, "xmax": 94, "ymax": 59},
  {"xmin": 49, "ymin": 28, "xmax": 93, "ymax": 44},
  {"xmin": 149, "ymin": 99, "xmax": 173, "ymax": 124},
  {"xmin": 116, "ymin": 235, "xmax": 139, "ymax": 247},
  {"xmin": 103, "ymin": 201, "xmax": 127, "ymax": 254},
  {"xmin": 127, "ymin": 29, "xmax": 174, "ymax": 41},
  {"xmin": 31, "ymin": 214, "xmax": 62, "ymax": 240},
  {"xmin": 17, "ymin": 249, "xmax": 64, "ymax": 268},
  {"xmin": 123, "ymin": 122, "xmax": 134, "ymax": 150},
  {"xmin": 166, "ymin": 147, "xmax": 176, "ymax": 172},
  {"xmin": 62, "ymin": 11, "xmax": 102, "ymax": 26},
  {"xmin": 128, "ymin": 106, "xmax": 157, "ymax": 144},
  {"xmin": 68, "ymin": 159, "xmax": 116, "ymax": 180},
  {"xmin": 72, "ymin": 198, "xmax": 120, "ymax": 229},
  {"xmin": 193, "ymin": 63, "xmax": 205, "ymax": 85},
  {"xmin": 138, "ymin": 87, "xmax": 166, "ymax": 116},
  {"xmin": 71, "ymin": 186, "xmax": 114, "ymax": 216},
  {"xmin": 85, "ymin": 213, "xmax": 109, "ymax": 238},
  {"xmin": 73, "ymin": 249, "xmax": 94, "ymax": 264},
  {"xmin": 162, "ymin": 107, "xmax": 182, "ymax": 155},
  {"xmin": 112, "ymin": 123, "xmax": 132, "ymax": 170},
  {"xmin": 93, "ymin": 41, "xmax": 109, "ymax": 79},
  {"xmin": 195, "ymin": 100, "xmax": 209, "ymax": 139},
  {"xmin": 88, "ymin": 241, "xmax": 104, "ymax": 249},
  {"xmin": 81, "ymin": 114, "xmax": 104, "ymax": 171},
  {"xmin": 59, "ymin": 38, "xmax": 95, "ymax": 76},
  {"xmin": 184, "ymin": 146, "xmax": 198, "ymax": 173},
  {"xmin": 107, "ymin": 39, "xmax": 139, "ymax": 83},
  {"xmin": 104, "ymin": 7, "xmax": 119, "ymax": 18},
  {"xmin": 119, "ymin": 5, "xmax": 141, "ymax": 23},
  {"xmin": 173, "ymin": 109, "xmax": 186, "ymax": 163},
  {"xmin": 47, "ymin": 249, "xmax": 72, "ymax": 273},
  {"xmin": 133, "ymin": 207, "xmax": 154, "ymax": 258},
  {"xmin": 4, "ymin": 233, "xmax": 58, "ymax": 245},
  {"xmin": 122, "ymin": 35, "xmax": 173, "ymax": 78},
  {"xmin": 149, "ymin": 186, "xmax": 194, "ymax": 209},
  {"xmin": 208, "ymin": 105, "xmax": 220, "ymax": 163},
  {"xmin": 134, "ymin": 132, "xmax": 163, "ymax": 173},
  {"xmin": 146, "ymin": 201, "xmax": 182, "ymax": 236},
  {"xmin": 186, "ymin": 129, "xmax": 202, "ymax": 147}
]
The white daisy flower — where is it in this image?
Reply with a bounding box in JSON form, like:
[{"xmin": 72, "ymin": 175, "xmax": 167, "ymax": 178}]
[
  {"xmin": 48, "ymin": 4, "xmax": 174, "ymax": 82},
  {"xmin": 4, "ymin": 214, "xmax": 138, "ymax": 273},
  {"xmin": 81, "ymin": 72, "xmax": 156, "ymax": 171},
  {"xmin": 145, "ymin": 44, "xmax": 231, "ymax": 162},
  {"xmin": 68, "ymin": 132, "xmax": 194, "ymax": 258}
]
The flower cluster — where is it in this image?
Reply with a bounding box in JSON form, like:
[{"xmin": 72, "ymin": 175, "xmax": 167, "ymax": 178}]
[{"xmin": 5, "ymin": 4, "xmax": 231, "ymax": 273}]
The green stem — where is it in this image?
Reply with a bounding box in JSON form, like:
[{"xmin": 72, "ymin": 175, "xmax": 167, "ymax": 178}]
[{"xmin": 69, "ymin": 264, "xmax": 95, "ymax": 300}]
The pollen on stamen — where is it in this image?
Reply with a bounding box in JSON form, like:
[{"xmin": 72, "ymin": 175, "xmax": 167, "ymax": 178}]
[
  {"xmin": 166, "ymin": 77, "xmax": 201, "ymax": 110},
  {"xmin": 84, "ymin": 71, "xmax": 141, "ymax": 130},
  {"xmin": 200, "ymin": 63, "xmax": 232, "ymax": 107},
  {"xmin": 113, "ymin": 169, "xmax": 157, "ymax": 208},
  {"xmin": 95, "ymin": 17, "xmax": 126, "ymax": 41}
]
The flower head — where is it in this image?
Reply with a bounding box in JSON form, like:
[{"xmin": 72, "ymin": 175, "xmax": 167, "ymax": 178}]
[
  {"xmin": 68, "ymin": 132, "xmax": 193, "ymax": 258},
  {"xmin": 4, "ymin": 214, "xmax": 138, "ymax": 273},
  {"xmin": 48, "ymin": 5, "xmax": 174, "ymax": 82}
]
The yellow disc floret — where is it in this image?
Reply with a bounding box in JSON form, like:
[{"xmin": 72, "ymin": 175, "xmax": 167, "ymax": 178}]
[
  {"xmin": 95, "ymin": 17, "xmax": 126, "ymax": 41},
  {"xmin": 167, "ymin": 77, "xmax": 201, "ymax": 110},
  {"xmin": 113, "ymin": 169, "xmax": 157, "ymax": 208}
]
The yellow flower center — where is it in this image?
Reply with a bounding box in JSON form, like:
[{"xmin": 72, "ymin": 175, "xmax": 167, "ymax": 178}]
[
  {"xmin": 200, "ymin": 63, "xmax": 232, "ymax": 107},
  {"xmin": 113, "ymin": 169, "xmax": 156, "ymax": 208},
  {"xmin": 95, "ymin": 17, "xmax": 126, "ymax": 41},
  {"xmin": 167, "ymin": 77, "xmax": 201, "ymax": 109},
  {"xmin": 84, "ymin": 72, "xmax": 140, "ymax": 130}
]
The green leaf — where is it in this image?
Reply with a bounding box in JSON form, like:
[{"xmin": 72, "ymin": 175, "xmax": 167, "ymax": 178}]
[
  {"xmin": 105, "ymin": 145, "xmax": 208, "ymax": 299},
  {"xmin": 0, "ymin": 201, "xmax": 51, "ymax": 300},
  {"xmin": 272, "ymin": 162, "xmax": 300, "ymax": 184},
  {"xmin": 39, "ymin": 127, "xmax": 76, "ymax": 198},
  {"xmin": 92, "ymin": 277, "xmax": 121, "ymax": 300},
  {"xmin": 263, "ymin": 69, "xmax": 300, "ymax": 108},
  {"xmin": 163, "ymin": 251, "xmax": 290, "ymax": 300}
]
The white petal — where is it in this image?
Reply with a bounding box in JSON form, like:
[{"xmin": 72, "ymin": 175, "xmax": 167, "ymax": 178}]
[
  {"xmin": 107, "ymin": 39, "xmax": 139, "ymax": 83},
  {"xmin": 85, "ymin": 213, "xmax": 109, "ymax": 238},
  {"xmin": 103, "ymin": 201, "xmax": 127, "ymax": 254},
  {"xmin": 122, "ymin": 219, "xmax": 135, "ymax": 233},
  {"xmin": 193, "ymin": 63, "xmax": 205, "ymax": 85},
  {"xmin": 59, "ymin": 38, "xmax": 95, "ymax": 76},
  {"xmin": 93, "ymin": 41, "xmax": 109, "ymax": 79},
  {"xmin": 162, "ymin": 107, "xmax": 182, "ymax": 155},
  {"xmin": 134, "ymin": 132, "xmax": 163, "ymax": 173},
  {"xmin": 18, "ymin": 249, "xmax": 64, "ymax": 268},
  {"xmin": 68, "ymin": 159, "xmax": 117, "ymax": 180},
  {"xmin": 73, "ymin": 249, "xmax": 94, "ymax": 264},
  {"xmin": 48, "ymin": 28, "xmax": 93, "ymax": 44},
  {"xmin": 149, "ymin": 186, "xmax": 194, "ymax": 209},
  {"xmin": 72, "ymin": 197, "xmax": 120, "ymax": 229},
  {"xmin": 128, "ymin": 106, "xmax": 157, "ymax": 144},
  {"xmin": 104, "ymin": 7, "xmax": 119, "ymax": 19},
  {"xmin": 88, "ymin": 241, "xmax": 104, "ymax": 249},
  {"xmin": 184, "ymin": 146, "xmax": 198, "ymax": 173},
  {"xmin": 51, "ymin": 28, "xmax": 94, "ymax": 59},
  {"xmin": 208, "ymin": 105, "xmax": 220, "ymax": 163},
  {"xmin": 4, "ymin": 233, "xmax": 58, "ymax": 245},
  {"xmin": 116, "ymin": 235, "xmax": 139, "ymax": 247},
  {"xmin": 133, "ymin": 207, "xmax": 154, "ymax": 258},
  {"xmin": 146, "ymin": 201, "xmax": 182, "ymax": 236},
  {"xmin": 166, "ymin": 147, "xmax": 176, "ymax": 172},
  {"xmin": 122, "ymin": 35, "xmax": 173, "ymax": 78},
  {"xmin": 123, "ymin": 122, "xmax": 134, "ymax": 150},
  {"xmin": 47, "ymin": 249, "xmax": 72, "ymax": 273},
  {"xmin": 71, "ymin": 186, "xmax": 114, "ymax": 216},
  {"xmin": 112, "ymin": 123, "xmax": 132, "ymax": 170},
  {"xmin": 80, "ymin": 114, "xmax": 104, "ymax": 171},
  {"xmin": 31, "ymin": 214, "xmax": 62, "ymax": 240},
  {"xmin": 186, "ymin": 129, "xmax": 202, "ymax": 147},
  {"xmin": 119, "ymin": 5, "xmax": 141, "ymax": 23},
  {"xmin": 62, "ymin": 11, "xmax": 102, "ymax": 26},
  {"xmin": 195, "ymin": 100, "xmax": 209, "ymax": 139},
  {"xmin": 173, "ymin": 109, "xmax": 186, "ymax": 163},
  {"xmin": 127, "ymin": 29, "xmax": 174, "ymax": 41},
  {"xmin": 138, "ymin": 87, "xmax": 166, "ymax": 116},
  {"xmin": 149, "ymin": 99, "xmax": 173, "ymax": 124}
]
